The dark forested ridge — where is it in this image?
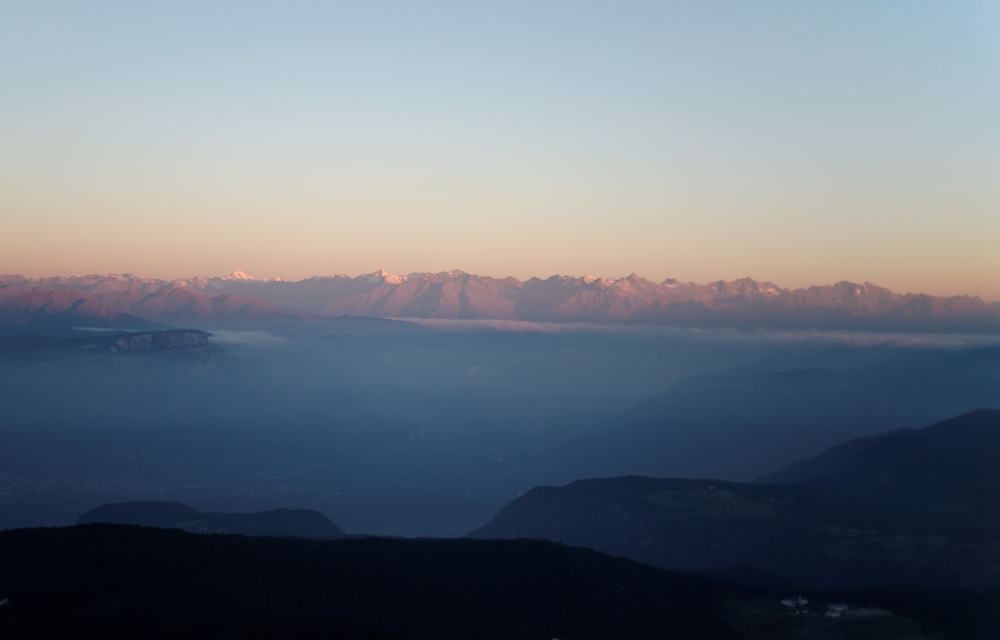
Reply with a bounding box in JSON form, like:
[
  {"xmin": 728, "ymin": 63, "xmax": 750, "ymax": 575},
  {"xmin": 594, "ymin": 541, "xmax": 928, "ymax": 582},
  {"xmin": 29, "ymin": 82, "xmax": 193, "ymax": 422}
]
[
  {"xmin": 802, "ymin": 410, "xmax": 1000, "ymax": 529},
  {"xmin": 761, "ymin": 410, "xmax": 1000, "ymax": 531},
  {"xmin": 757, "ymin": 428, "xmax": 915, "ymax": 485},
  {"xmin": 469, "ymin": 476, "xmax": 919, "ymax": 589},
  {"xmin": 1, "ymin": 524, "xmax": 998, "ymax": 640},
  {"xmin": 0, "ymin": 524, "xmax": 739, "ymax": 640}
]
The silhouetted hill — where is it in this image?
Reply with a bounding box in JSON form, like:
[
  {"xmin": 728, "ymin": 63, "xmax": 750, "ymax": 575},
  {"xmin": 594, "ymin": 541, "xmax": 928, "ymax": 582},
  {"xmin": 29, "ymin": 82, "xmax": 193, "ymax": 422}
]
[
  {"xmin": 1, "ymin": 524, "xmax": 997, "ymax": 639},
  {"xmin": 0, "ymin": 524, "xmax": 738, "ymax": 640},
  {"xmin": 469, "ymin": 476, "xmax": 922, "ymax": 589},
  {"xmin": 472, "ymin": 410, "xmax": 1000, "ymax": 590},
  {"xmin": 801, "ymin": 410, "xmax": 1000, "ymax": 531},
  {"xmin": 78, "ymin": 501, "xmax": 346, "ymax": 539}
]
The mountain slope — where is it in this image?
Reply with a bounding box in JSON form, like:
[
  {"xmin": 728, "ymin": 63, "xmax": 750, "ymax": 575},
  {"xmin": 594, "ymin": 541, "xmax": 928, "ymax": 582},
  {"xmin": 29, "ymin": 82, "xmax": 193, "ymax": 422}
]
[
  {"xmin": 323, "ymin": 271, "xmax": 520, "ymax": 319},
  {"xmin": 471, "ymin": 410, "xmax": 1000, "ymax": 590},
  {"xmin": 757, "ymin": 428, "xmax": 915, "ymax": 485},
  {"xmin": 0, "ymin": 286, "xmax": 161, "ymax": 335},
  {"xmin": 469, "ymin": 476, "xmax": 918, "ymax": 589},
  {"xmin": 802, "ymin": 410, "xmax": 1000, "ymax": 530},
  {"xmin": 127, "ymin": 287, "xmax": 309, "ymax": 321}
]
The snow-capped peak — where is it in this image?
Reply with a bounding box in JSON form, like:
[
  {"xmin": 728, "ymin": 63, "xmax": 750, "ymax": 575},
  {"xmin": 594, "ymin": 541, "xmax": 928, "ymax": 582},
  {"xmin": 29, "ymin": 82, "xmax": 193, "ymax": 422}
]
[
  {"xmin": 364, "ymin": 270, "xmax": 404, "ymax": 284},
  {"xmin": 223, "ymin": 271, "xmax": 254, "ymax": 281}
]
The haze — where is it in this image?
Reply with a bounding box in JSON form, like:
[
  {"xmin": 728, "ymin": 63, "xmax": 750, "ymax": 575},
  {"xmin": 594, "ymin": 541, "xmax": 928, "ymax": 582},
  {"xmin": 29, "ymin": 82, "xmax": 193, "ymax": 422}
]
[{"xmin": 2, "ymin": 1, "xmax": 999, "ymax": 299}]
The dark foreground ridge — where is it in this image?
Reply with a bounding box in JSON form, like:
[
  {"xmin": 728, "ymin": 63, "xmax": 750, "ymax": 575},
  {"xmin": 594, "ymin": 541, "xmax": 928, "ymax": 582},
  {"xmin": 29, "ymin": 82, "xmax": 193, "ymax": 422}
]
[
  {"xmin": 1, "ymin": 524, "xmax": 998, "ymax": 639},
  {"xmin": 78, "ymin": 501, "xmax": 346, "ymax": 539}
]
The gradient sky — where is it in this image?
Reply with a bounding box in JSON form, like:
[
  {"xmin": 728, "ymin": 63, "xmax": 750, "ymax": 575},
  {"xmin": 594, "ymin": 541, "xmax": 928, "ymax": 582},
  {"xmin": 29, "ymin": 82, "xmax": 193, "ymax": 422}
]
[{"xmin": 2, "ymin": 2, "xmax": 999, "ymax": 298}]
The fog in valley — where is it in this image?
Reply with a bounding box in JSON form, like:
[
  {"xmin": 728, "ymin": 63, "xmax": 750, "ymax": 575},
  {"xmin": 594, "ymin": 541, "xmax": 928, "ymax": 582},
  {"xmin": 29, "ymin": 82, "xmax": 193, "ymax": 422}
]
[{"xmin": 3, "ymin": 319, "xmax": 999, "ymax": 537}]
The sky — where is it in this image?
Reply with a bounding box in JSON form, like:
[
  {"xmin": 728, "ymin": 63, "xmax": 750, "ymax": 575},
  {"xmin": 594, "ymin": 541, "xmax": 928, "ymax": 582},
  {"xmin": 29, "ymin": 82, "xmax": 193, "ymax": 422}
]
[{"xmin": 1, "ymin": 1, "xmax": 999, "ymax": 298}]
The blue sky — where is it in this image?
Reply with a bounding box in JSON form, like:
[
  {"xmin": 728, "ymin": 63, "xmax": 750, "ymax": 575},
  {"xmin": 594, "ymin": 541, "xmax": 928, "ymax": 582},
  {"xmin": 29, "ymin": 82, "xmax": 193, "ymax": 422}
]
[{"xmin": 2, "ymin": 2, "xmax": 998, "ymax": 297}]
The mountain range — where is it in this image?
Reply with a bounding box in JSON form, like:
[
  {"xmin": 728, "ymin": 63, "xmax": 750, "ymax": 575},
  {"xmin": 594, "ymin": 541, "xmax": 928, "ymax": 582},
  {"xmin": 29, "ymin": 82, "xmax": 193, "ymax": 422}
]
[{"xmin": 3, "ymin": 271, "xmax": 999, "ymax": 331}]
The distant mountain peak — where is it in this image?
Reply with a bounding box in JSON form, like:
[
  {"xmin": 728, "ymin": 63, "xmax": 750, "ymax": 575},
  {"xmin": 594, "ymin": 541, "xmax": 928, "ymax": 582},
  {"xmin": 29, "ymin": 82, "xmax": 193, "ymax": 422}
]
[
  {"xmin": 222, "ymin": 270, "xmax": 254, "ymax": 281},
  {"xmin": 363, "ymin": 270, "xmax": 405, "ymax": 284}
]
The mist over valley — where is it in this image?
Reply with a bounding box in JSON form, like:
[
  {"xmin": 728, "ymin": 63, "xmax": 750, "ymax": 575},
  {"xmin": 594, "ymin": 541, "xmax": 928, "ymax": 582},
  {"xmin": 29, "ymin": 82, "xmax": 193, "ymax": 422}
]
[{"xmin": 3, "ymin": 311, "xmax": 999, "ymax": 539}]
